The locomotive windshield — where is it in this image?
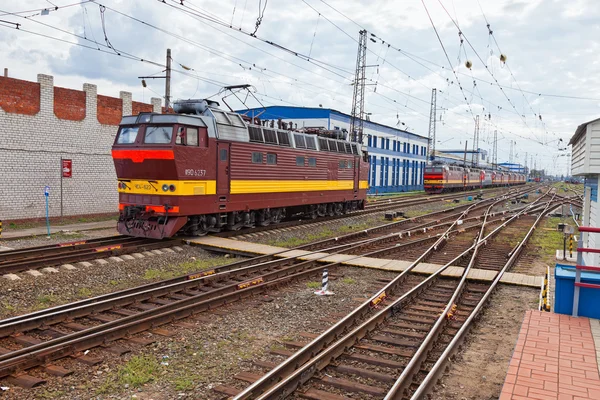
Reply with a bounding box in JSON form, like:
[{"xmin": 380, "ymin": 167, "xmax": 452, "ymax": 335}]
[
  {"xmin": 116, "ymin": 126, "xmax": 139, "ymax": 144},
  {"xmin": 144, "ymin": 125, "xmax": 173, "ymax": 144}
]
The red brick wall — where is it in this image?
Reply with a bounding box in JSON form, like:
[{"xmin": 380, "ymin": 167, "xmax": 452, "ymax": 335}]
[
  {"xmin": 0, "ymin": 76, "xmax": 40, "ymax": 115},
  {"xmin": 0, "ymin": 76, "xmax": 157, "ymax": 124},
  {"xmin": 97, "ymin": 95, "xmax": 123, "ymax": 125},
  {"xmin": 132, "ymin": 101, "xmax": 153, "ymax": 115},
  {"xmin": 54, "ymin": 87, "xmax": 86, "ymax": 121}
]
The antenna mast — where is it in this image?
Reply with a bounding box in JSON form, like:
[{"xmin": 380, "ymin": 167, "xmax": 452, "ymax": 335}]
[
  {"xmin": 427, "ymin": 88, "xmax": 437, "ymax": 163},
  {"xmin": 350, "ymin": 30, "xmax": 368, "ymax": 143}
]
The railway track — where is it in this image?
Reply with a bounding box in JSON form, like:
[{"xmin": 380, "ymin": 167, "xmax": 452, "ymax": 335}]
[
  {"xmin": 0, "ymin": 236, "xmax": 175, "ymax": 275},
  {"xmin": 215, "ymin": 186, "xmax": 521, "ymax": 239},
  {"xmin": 0, "ymin": 190, "xmax": 534, "ymax": 389},
  {"xmin": 219, "ymin": 192, "xmax": 560, "ymax": 399}
]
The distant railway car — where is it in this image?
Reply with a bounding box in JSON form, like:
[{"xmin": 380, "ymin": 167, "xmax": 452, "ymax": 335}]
[
  {"xmin": 424, "ymin": 163, "xmax": 526, "ymax": 194},
  {"xmin": 112, "ymin": 99, "xmax": 369, "ymax": 239}
]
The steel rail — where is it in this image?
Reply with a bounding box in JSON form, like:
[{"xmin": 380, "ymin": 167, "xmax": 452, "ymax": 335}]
[
  {"xmin": 0, "ymin": 195, "xmax": 506, "ymax": 329},
  {"xmin": 407, "ymin": 195, "xmax": 557, "ymax": 399},
  {"xmin": 249, "ymin": 192, "xmax": 552, "ymax": 400},
  {"xmin": 0, "ymin": 192, "xmax": 527, "ymax": 377},
  {"xmin": 232, "ymin": 196, "xmax": 491, "ymax": 400}
]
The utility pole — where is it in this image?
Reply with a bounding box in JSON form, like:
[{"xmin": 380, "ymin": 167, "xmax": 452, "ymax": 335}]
[
  {"xmin": 427, "ymin": 88, "xmax": 437, "ymax": 163},
  {"xmin": 509, "ymin": 140, "xmax": 514, "ymax": 164},
  {"xmin": 472, "ymin": 115, "xmax": 480, "ymax": 167},
  {"xmin": 350, "ymin": 30, "xmax": 367, "ymax": 144},
  {"xmin": 463, "ymin": 140, "xmax": 468, "ymax": 168},
  {"xmin": 165, "ymin": 48, "xmax": 172, "ymax": 111},
  {"xmin": 493, "ymin": 129, "xmax": 498, "ymax": 168},
  {"xmin": 138, "ymin": 48, "xmax": 172, "ymax": 113}
]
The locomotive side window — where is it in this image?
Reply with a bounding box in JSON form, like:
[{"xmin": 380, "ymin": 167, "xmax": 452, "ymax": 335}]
[
  {"xmin": 339, "ymin": 160, "xmax": 347, "ymax": 169},
  {"xmin": 306, "ymin": 137, "xmax": 317, "ymax": 150},
  {"xmin": 176, "ymin": 127, "xmax": 184, "ymax": 145},
  {"xmin": 308, "ymin": 157, "xmax": 317, "ymax": 167},
  {"xmin": 277, "ymin": 131, "xmax": 291, "ymax": 147},
  {"xmin": 296, "ymin": 156, "xmax": 305, "ymax": 166},
  {"xmin": 220, "ymin": 149, "xmax": 228, "ymax": 161},
  {"xmin": 116, "ymin": 127, "xmax": 139, "ymax": 144},
  {"xmin": 348, "ymin": 160, "xmax": 353, "ymax": 169},
  {"xmin": 248, "ymin": 126, "xmax": 264, "ymax": 143},
  {"xmin": 267, "ymin": 153, "xmax": 277, "ymax": 165},
  {"xmin": 187, "ymin": 128, "xmax": 199, "ymax": 146},
  {"xmin": 294, "ymin": 134, "xmax": 306, "ymax": 149},
  {"xmin": 144, "ymin": 126, "xmax": 173, "ymax": 144},
  {"xmin": 252, "ymin": 152, "xmax": 263, "ymax": 164},
  {"xmin": 318, "ymin": 138, "xmax": 329, "ymax": 151},
  {"xmin": 263, "ymin": 129, "xmax": 278, "ymax": 144}
]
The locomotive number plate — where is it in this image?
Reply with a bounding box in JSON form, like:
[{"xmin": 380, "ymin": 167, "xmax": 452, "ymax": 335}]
[{"xmin": 184, "ymin": 169, "xmax": 207, "ymax": 177}]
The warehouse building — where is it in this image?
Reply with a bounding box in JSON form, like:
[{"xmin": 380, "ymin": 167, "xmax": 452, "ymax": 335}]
[{"xmin": 238, "ymin": 106, "xmax": 429, "ymax": 193}]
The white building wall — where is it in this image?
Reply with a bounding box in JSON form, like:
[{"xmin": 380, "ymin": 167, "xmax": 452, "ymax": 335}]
[{"xmin": 0, "ymin": 74, "xmax": 161, "ymax": 220}]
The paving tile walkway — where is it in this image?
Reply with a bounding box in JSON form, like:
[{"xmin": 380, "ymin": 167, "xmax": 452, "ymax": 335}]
[
  {"xmin": 0, "ymin": 220, "xmax": 116, "ymax": 239},
  {"xmin": 500, "ymin": 310, "xmax": 600, "ymax": 400}
]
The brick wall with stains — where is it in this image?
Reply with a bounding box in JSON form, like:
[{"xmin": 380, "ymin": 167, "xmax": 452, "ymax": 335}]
[{"xmin": 0, "ymin": 74, "xmax": 162, "ymax": 220}]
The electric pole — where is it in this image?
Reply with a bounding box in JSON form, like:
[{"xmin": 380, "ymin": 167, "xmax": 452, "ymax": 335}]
[
  {"xmin": 427, "ymin": 88, "xmax": 437, "ymax": 163},
  {"xmin": 350, "ymin": 30, "xmax": 367, "ymax": 144},
  {"xmin": 138, "ymin": 48, "xmax": 172, "ymax": 113},
  {"xmin": 165, "ymin": 48, "xmax": 172, "ymax": 111},
  {"xmin": 493, "ymin": 130, "xmax": 498, "ymax": 168},
  {"xmin": 472, "ymin": 115, "xmax": 480, "ymax": 167}
]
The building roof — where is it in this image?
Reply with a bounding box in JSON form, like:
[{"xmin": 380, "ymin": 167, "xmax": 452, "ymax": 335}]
[
  {"xmin": 236, "ymin": 105, "xmax": 429, "ymax": 141},
  {"xmin": 570, "ymin": 117, "xmax": 600, "ymax": 145}
]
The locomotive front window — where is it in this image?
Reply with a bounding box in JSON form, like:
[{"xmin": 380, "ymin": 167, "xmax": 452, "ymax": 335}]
[
  {"xmin": 144, "ymin": 125, "xmax": 173, "ymax": 144},
  {"xmin": 116, "ymin": 127, "xmax": 139, "ymax": 144}
]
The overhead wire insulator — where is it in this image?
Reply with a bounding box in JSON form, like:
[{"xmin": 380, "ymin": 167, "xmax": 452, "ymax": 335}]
[{"xmin": 465, "ymin": 60, "xmax": 472, "ymax": 69}]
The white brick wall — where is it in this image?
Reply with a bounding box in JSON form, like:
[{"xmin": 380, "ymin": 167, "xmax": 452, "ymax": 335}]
[{"xmin": 0, "ymin": 74, "xmax": 160, "ymax": 220}]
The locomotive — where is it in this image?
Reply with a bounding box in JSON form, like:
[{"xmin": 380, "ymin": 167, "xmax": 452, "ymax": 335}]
[
  {"xmin": 423, "ymin": 164, "xmax": 526, "ymax": 194},
  {"xmin": 112, "ymin": 99, "xmax": 369, "ymax": 239}
]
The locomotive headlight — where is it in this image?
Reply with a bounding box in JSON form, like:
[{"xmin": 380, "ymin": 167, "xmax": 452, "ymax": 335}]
[
  {"xmin": 169, "ymin": 184, "xmax": 176, "ymax": 192},
  {"xmin": 162, "ymin": 184, "xmax": 169, "ymax": 192}
]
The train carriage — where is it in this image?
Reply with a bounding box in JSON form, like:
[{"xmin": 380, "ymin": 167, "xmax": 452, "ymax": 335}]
[
  {"xmin": 424, "ymin": 163, "xmax": 526, "ymax": 194},
  {"xmin": 113, "ymin": 100, "xmax": 369, "ymax": 239}
]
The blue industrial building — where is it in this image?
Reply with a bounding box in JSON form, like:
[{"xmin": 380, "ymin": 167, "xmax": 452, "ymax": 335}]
[{"xmin": 237, "ymin": 106, "xmax": 429, "ymax": 193}]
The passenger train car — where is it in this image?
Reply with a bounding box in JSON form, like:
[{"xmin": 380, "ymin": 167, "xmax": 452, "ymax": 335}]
[
  {"xmin": 423, "ymin": 164, "xmax": 526, "ymax": 194},
  {"xmin": 112, "ymin": 99, "xmax": 369, "ymax": 239}
]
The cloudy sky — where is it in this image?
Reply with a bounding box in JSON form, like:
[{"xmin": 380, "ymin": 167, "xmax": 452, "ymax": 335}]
[{"xmin": 2, "ymin": 0, "xmax": 599, "ymax": 175}]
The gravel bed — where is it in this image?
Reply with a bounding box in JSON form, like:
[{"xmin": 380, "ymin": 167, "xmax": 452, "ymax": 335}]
[
  {"xmin": 1, "ymin": 266, "xmax": 399, "ymax": 399},
  {"xmin": 246, "ymin": 199, "xmax": 472, "ymax": 248},
  {"xmin": 432, "ymin": 285, "xmax": 539, "ymax": 399},
  {"xmin": 0, "ymin": 244, "xmax": 236, "ymax": 320},
  {"xmin": 0, "ymin": 228, "xmax": 121, "ymax": 250}
]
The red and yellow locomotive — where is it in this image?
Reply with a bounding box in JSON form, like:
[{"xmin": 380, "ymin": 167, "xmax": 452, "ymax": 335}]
[
  {"xmin": 423, "ymin": 164, "xmax": 525, "ymax": 194},
  {"xmin": 112, "ymin": 100, "xmax": 369, "ymax": 239}
]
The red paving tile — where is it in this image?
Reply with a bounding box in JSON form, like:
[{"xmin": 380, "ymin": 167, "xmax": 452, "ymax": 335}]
[{"xmin": 501, "ymin": 310, "xmax": 600, "ymax": 399}]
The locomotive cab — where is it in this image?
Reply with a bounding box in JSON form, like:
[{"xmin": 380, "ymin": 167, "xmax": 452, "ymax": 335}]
[{"xmin": 112, "ymin": 113, "xmax": 215, "ymax": 238}]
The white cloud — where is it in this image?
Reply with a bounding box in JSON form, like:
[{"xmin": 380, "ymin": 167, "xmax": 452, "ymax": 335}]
[{"xmin": 1, "ymin": 0, "xmax": 599, "ymax": 175}]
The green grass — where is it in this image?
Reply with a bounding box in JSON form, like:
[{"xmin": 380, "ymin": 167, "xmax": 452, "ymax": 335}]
[
  {"xmin": 342, "ymin": 277, "xmax": 356, "ymax": 284},
  {"xmin": 97, "ymin": 355, "xmax": 160, "ymax": 394},
  {"xmin": 306, "ymin": 281, "xmax": 321, "ymax": 289},
  {"xmin": 529, "ymin": 217, "xmax": 573, "ymax": 264},
  {"xmin": 269, "ymin": 223, "xmax": 371, "ymax": 248},
  {"xmin": 174, "ymin": 376, "xmax": 196, "ymax": 391},
  {"xmin": 77, "ymin": 287, "xmax": 93, "ymax": 298}
]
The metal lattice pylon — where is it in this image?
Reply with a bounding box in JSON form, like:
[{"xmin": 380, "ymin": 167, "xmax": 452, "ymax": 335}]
[
  {"xmin": 427, "ymin": 88, "xmax": 437, "ymax": 163},
  {"xmin": 350, "ymin": 30, "xmax": 367, "ymax": 143}
]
